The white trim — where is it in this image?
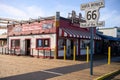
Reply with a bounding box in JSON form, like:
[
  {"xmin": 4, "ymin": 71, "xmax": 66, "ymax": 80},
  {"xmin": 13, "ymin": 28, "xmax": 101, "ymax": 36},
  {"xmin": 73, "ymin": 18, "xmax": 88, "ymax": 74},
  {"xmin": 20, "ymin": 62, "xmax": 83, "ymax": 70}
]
[{"xmin": 41, "ymin": 70, "xmax": 63, "ymax": 76}]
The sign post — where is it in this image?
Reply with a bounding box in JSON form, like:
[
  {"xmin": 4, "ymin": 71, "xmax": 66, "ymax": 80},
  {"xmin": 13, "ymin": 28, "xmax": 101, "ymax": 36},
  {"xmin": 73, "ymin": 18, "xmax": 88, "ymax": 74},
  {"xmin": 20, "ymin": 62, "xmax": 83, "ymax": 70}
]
[
  {"xmin": 80, "ymin": 0, "xmax": 105, "ymax": 75},
  {"xmin": 90, "ymin": 27, "xmax": 94, "ymax": 75}
]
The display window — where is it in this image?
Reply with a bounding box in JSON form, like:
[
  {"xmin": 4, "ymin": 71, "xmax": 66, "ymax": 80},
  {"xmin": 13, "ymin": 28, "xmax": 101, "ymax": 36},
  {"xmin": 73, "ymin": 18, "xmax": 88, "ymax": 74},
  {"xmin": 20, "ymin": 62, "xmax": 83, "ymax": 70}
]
[{"xmin": 36, "ymin": 38, "xmax": 50, "ymax": 48}]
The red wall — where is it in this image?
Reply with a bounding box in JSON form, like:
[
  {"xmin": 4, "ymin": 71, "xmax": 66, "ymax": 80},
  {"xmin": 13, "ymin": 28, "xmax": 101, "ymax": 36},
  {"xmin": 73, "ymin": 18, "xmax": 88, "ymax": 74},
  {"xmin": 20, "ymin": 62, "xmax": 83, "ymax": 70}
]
[{"xmin": 8, "ymin": 19, "xmax": 56, "ymax": 36}]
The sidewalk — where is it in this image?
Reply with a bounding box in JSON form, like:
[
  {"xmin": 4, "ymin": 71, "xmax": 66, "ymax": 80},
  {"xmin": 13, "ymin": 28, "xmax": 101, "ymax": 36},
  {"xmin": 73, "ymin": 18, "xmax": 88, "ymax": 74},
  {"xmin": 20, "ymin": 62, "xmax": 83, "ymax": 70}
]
[
  {"xmin": 47, "ymin": 57, "xmax": 120, "ymax": 80},
  {"xmin": 0, "ymin": 54, "xmax": 120, "ymax": 80}
]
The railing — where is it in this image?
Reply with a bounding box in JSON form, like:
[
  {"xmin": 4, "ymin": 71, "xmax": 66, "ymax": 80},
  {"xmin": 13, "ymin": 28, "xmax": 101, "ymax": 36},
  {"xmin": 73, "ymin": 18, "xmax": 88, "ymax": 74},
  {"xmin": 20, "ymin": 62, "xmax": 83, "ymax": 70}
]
[
  {"xmin": 0, "ymin": 47, "xmax": 53, "ymax": 59},
  {"xmin": 36, "ymin": 48, "xmax": 52, "ymax": 59},
  {"xmin": 0, "ymin": 47, "xmax": 21, "ymax": 55}
]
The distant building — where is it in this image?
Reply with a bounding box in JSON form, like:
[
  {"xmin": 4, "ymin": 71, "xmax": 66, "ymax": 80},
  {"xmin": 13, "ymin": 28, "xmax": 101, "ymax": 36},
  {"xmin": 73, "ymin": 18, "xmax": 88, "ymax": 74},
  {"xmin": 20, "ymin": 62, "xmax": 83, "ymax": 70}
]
[{"xmin": 98, "ymin": 27, "xmax": 120, "ymax": 38}]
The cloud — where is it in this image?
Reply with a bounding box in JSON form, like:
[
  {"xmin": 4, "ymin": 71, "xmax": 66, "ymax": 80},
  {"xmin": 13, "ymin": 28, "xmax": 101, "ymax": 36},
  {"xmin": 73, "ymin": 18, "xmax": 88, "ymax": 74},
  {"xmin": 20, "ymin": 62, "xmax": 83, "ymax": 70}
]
[
  {"xmin": 54, "ymin": 4, "xmax": 80, "ymax": 17},
  {"xmin": 100, "ymin": 9, "xmax": 120, "ymax": 27},
  {"xmin": 25, "ymin": 6, "xmax": 45, "ymax": 18},
  {"xmin": 0, "ymin": 3, "xmax": 45, "ymax": 20},
  {"xmin": 0, "ymin": 3, "xmax": 27, "ymax": 19}
]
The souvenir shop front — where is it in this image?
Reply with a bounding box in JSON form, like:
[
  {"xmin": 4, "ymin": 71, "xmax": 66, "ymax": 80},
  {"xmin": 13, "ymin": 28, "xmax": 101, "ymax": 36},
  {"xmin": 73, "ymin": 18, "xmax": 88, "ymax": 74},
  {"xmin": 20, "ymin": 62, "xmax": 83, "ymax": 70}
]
[{"xmin": 58, "ymin": 18, "xmax": 101, "ymax": 57}]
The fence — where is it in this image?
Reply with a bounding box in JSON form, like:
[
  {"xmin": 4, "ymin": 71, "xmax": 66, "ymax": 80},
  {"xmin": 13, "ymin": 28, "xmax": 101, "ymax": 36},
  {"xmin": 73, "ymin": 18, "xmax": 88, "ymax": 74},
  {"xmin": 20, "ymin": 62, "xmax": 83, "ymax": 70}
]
[{"xmin": 0, "ymin": 47, "xmax": 53, "ymax": 59}]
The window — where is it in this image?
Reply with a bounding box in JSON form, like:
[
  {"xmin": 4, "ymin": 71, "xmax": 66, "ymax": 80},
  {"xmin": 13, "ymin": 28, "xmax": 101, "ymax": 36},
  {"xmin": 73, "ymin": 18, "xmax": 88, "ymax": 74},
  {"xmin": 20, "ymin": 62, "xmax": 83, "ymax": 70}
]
[
  {"xmin": 58, "ymin": 39, "xmax": 66, "ymax": 50},
  {"xmin": 80, "ymin": 39, "xmax": 90, "ymax": 49},
  {"xmin": 44, "ymin": 39, "xmax": 49, "ymax": 47},
  {"xmin": 11, "ymin": 39, "xmax": 20, "ymax": 48},
  {"xmin": 37, "ymin": 39, "xmax": 43, "ymax": 47},
  {"xmin": 36, "ymin": 38, "xmax": 50, "ymax": 48}
]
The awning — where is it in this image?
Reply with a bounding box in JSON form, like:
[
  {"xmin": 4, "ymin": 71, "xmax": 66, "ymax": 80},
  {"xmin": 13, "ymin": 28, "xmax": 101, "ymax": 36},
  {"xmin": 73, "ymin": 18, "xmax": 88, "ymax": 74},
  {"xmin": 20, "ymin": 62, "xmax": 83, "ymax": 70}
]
[
  {"xmin": 59, "ymin": 27, "xmax": 101, "ymax": 40},
  {"xmin": 97, "ymin": 33, "xmax": 120, "ymax": 41}
]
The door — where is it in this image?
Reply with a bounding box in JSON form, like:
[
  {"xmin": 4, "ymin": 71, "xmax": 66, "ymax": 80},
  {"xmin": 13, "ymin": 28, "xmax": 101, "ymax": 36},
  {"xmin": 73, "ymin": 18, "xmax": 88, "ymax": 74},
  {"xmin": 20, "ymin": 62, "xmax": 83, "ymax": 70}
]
[
  {"xmin": 71, "ymin": 39, "xmax": 74, "ymax": 56},
  {"xmin": 25, "ymin": 39, "xmax": 31, "ymax": 56}
]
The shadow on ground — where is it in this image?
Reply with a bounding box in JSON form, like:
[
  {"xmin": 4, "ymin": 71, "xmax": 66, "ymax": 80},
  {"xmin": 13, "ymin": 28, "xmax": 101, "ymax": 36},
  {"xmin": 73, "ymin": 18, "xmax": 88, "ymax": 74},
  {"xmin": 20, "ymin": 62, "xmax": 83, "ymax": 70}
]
[
  {"xmin": 58, "ymin": 54, "xmax": 108, "ymax": 61},
  {"xmin": 1, "ymin": 55, "xmax": 119, "ymax": 80},
  {"xmin": 0, "ymin": 57, "xmax": 107, "ymax": 80}
]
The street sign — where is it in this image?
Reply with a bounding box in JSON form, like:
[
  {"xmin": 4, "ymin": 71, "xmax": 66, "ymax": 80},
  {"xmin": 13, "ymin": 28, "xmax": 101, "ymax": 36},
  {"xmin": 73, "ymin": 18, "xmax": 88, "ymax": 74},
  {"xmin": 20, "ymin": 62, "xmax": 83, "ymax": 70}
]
[
  {"xmin": 80, "ymin": 0, "xmax": 105, "ymax": 27},
  {"xmin": 80, "ymin": 0, "xmax": 105, "ymax": 76},
  {"xmin": 85, "ymin": 8, "xmax": 99, "ymax": 24}
]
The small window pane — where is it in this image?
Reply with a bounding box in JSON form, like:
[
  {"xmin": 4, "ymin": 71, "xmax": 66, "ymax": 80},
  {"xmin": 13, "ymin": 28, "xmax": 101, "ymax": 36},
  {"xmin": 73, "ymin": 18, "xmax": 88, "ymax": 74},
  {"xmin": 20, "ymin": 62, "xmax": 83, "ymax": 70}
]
[
  {"xmin": 37, "ymin": 39, "xmax": 42, "ymax": 47},
  {"xmin": 44, "ymin": 39, "xmax": 49, "ymax": 47}
]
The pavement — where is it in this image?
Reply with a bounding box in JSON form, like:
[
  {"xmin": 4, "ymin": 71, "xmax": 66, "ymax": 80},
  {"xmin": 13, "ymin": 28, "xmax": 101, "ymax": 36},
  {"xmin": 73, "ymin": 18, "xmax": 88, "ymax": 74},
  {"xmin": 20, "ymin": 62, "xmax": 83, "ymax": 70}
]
[{"xmin": 0, "ymin": 54, "xmax": 120, "ymax": 80}]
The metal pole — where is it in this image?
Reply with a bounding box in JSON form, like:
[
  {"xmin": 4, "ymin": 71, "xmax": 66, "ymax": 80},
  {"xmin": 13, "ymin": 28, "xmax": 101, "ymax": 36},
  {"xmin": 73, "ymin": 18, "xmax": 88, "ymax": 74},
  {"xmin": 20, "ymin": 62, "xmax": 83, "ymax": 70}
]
[
  {"xmin": 5, "ymin": 48, "xmax": 6, "ymax": 54},
  {"xmin": 2, "ymin": 47, "xmax": 3, "ymax": 54},
  {"xmin": 86, "ymin": 46, "xmax": 89, "ymax": 63},
  {"xmin": 50, "ymin": 49, "xmax": 51, "ymax": 59},
  {"xmin": 43, "ymin": 49, "xmax": 45, "ymax": 58},
  {"xmin": 8, "ymin": 48, "xmax": 9, "ymax": 54},
  {"xmin": 37, "ymin": 49, "xmax": 39, "ymax": 58},
  {"xmin": 32, "ymin": 48, "xmax": 33, "ymax": 57},
  {"xmin": 64, "ymin": 46, "xmax": 66, "ymax": 60},
  {"xmin": 108, "ymin": 46, "xmax": 111, "ymax": 64},
  {"xmin": 90, "ymin": 27, "xmax": 94, "ymax": 75},
  {"xmin": 54, "ymin": 47, "xmax": 57, "ymax": 59},
  {"xmin": 73, "ymin": 45, "xmax": 76, "ymax": 61},
  {"xmin": 14, "ymin": 48, "xmax": 15, "ymax": 55}
]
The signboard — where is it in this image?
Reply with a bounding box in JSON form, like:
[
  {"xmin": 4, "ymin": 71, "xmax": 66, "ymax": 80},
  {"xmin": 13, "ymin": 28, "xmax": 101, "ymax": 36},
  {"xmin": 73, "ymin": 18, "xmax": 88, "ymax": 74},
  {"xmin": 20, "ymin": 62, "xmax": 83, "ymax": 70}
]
[
  {"xmin": 80, "ymin": 0, "xmax": 105, "ymax": 27},
  {"xmin": 81, "ymin": 0, "xmax": 104, "ymax": 10},
  {"xmin": 14, "ymin": 26, "xmax": 22, "ymax": 32},
  {"xmin": 80, "ymin": 0, "xmax": 105, "ymax": 75},
  {"xmin": 80, "ymin": 21, "xmax": 105, "ymax": 27}
]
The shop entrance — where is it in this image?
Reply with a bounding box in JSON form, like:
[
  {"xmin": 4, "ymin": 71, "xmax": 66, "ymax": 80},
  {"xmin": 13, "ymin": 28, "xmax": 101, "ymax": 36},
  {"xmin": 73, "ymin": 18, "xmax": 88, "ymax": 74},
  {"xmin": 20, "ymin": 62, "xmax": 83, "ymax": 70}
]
[
  {"xmin": 25, "ymin": 39, "xmax": 31, "ymax": 56},
  {"xmin": 70, "ymin": 40, "xmax": 74, "ymax": 56}
]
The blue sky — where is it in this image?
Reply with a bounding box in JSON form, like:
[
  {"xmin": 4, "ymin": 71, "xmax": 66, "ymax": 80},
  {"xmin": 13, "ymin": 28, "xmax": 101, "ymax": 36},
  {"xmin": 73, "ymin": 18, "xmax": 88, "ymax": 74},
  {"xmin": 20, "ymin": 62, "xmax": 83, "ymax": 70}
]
[{"xmin": 0, "ymin": 0, "xmax": 120, "ymax": 28}]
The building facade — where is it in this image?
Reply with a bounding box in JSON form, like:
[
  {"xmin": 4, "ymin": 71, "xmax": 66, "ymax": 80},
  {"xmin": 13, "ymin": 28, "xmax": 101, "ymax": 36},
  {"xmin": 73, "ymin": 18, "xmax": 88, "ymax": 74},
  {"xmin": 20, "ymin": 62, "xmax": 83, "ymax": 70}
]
[
  {"xmin": 7, "ymin": 12, "xmax": 101, "ymax": 58},
  {"xmin": 98, "ymin": 27, "xmax": 120, "ymax": 38},
  {"xmin": 0, "ymin": 34, "xmax": 7, "ymax": 47}
]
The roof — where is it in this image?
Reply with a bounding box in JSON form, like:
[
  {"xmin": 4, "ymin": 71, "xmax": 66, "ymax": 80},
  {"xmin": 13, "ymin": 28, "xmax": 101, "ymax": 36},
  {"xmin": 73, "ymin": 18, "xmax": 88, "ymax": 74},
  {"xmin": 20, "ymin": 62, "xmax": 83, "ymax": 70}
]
[
  {"xmin": 97, "ymin": 33, "xmax": 120, "ymax": 41},
  {"xmin": 59, "ymin": 27, "xmax": 101, "ymax": 40},
  {"xmin": 98, "ymin": 27, "xmax": 120, "ymax": 30},
  {"xmin": 0, "ymin": 35, "xmax": 7, "ymax": 39}
]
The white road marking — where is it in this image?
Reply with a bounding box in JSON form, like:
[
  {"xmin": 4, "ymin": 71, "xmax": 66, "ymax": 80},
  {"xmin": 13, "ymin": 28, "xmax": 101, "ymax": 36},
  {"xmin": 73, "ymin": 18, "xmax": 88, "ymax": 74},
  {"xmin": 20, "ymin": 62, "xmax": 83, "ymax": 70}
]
[{"xmin": 41, "ymin": 70, "xmax": 63, "ymax": 76}]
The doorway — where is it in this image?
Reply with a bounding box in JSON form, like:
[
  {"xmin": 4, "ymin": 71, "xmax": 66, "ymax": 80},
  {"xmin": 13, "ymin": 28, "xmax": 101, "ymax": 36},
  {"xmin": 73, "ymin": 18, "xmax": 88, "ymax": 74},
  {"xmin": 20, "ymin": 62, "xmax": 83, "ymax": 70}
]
[
  {"xmin": 25, "ymin": 39, "xmax": 31, "ymax": 56},
  {"xmin": 71, "ymin": 39, "xmax": 74, "ymax": 56}
]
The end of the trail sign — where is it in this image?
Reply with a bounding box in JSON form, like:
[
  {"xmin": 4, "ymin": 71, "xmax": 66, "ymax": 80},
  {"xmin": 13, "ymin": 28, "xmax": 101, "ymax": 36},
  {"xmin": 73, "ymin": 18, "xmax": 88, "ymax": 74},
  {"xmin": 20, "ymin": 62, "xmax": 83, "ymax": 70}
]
[{"xmin": 80, "ymin": 21, "xmax": 105, "ymax": 27}]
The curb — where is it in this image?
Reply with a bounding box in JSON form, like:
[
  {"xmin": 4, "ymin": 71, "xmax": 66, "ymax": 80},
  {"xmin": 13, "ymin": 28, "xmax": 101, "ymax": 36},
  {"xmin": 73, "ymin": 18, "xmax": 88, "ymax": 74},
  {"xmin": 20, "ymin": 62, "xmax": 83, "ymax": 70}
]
[{"xmin": 94, "ymin": 69, "xmax": 120, "ymax": 80}]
